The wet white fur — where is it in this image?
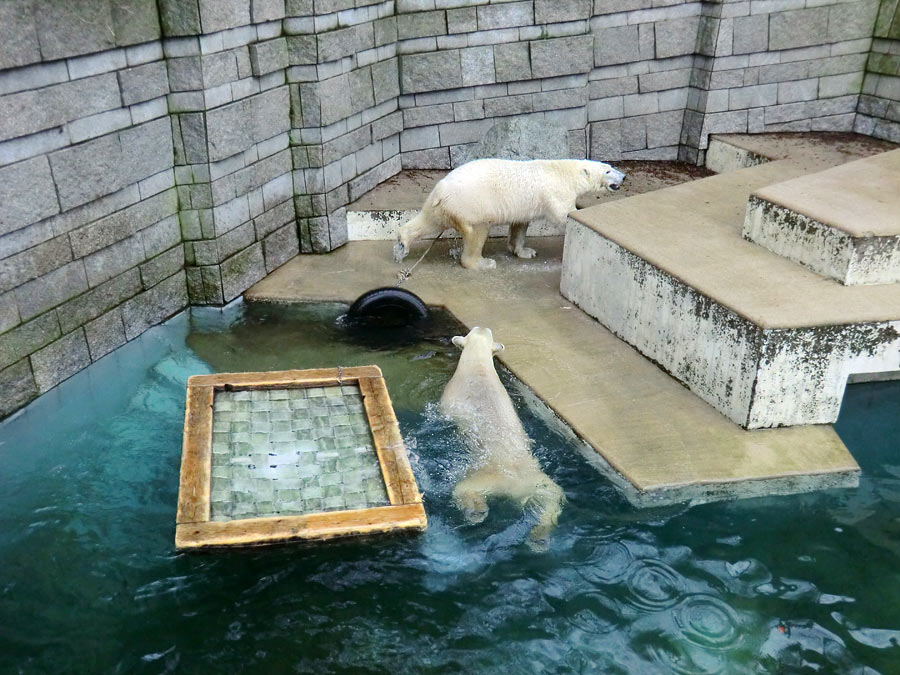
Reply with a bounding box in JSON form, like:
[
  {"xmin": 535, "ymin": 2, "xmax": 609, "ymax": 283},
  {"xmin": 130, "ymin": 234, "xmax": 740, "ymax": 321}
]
[
  {"xmin": 440, "ymin": 326, "xmax": 565, "ymax": 550},
  {"xmin": 395, "ymin": 158, "xmax": 625, "ymax": 270}
]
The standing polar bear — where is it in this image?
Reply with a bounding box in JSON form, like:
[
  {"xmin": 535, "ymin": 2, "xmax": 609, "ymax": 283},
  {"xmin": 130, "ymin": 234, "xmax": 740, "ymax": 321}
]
[
  {"xmin": 394, "ymin": 159, "xmax": 626, "ymax": 270},
  {"xmin": 440, "ymin": 326, "xmax": 565, "ymax": 550}
]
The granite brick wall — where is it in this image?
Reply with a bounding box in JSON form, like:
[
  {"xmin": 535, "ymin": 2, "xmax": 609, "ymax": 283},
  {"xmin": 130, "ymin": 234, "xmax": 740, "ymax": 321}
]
[
  {"xmin": 161, "ymin": 4, "xmax": 297, "ymax": 305},
  {"xmin": 0, "ymin": 0, "xmax": 896, "ymax": 418},
  {"xmin": 676, "ymin": 0, "xmax": 882, "ymax": 162},
  {"xmin": 0, "ymin": 1, "xmax": 184, "ymax": 418},
  {"xmin": 394, "ymin": 0, "xmax": 595, "ymax": 168},
  {"xmin": 387, "ymin": 0, "xmax": 886, "ymax": 166},
  {"xmin": 286, "ymin": 0, "xmax": 404, "ymax": 254},
  {"xmin": 0, "ymin": 0, "xmax": 301, "ymax": 417}
]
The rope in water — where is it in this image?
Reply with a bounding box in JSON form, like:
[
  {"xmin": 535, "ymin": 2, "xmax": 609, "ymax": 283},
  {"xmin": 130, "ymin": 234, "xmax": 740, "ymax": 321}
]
[{"xmin": 396, "ymin": 231, "xmax": 444, "ymax": 286}]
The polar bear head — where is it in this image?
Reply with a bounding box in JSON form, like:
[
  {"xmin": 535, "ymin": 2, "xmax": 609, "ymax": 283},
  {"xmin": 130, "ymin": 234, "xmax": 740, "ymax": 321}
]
[
  {"xmin": 452, "ymin": 326, "xmax": 504, "ymax": 355},
  {"xmin": 581, "ymin": 160, "xmax": 626, "ymax": 193}
]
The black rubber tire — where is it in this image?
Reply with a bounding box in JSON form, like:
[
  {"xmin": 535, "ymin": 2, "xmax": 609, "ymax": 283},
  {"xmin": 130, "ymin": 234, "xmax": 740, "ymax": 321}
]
[{"xmin": 347, "ymin": 287, "xmax": 429, "ymax": 326}]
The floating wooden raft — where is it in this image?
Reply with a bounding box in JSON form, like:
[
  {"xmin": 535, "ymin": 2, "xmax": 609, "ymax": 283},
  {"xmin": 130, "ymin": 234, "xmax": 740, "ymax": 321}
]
[{"xmin": 175, "ymin": 365, "xmax": 426, "ymax": 550}]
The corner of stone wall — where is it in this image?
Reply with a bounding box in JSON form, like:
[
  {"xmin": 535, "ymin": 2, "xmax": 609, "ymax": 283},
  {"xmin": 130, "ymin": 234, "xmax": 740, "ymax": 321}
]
[
  {"xmin": 855, "ymin": 0, "xmax": 900, "ymax": 143},
  {"xmin": 160, "ymin": 1, "xmax": 299, "ymax": 306},
  {"xmin": 287, "ymin": 0, "xmax": 403, "ymax": 256}
]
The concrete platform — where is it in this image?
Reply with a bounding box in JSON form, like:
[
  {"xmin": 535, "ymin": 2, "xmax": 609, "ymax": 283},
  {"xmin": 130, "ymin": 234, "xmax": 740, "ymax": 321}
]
[
  {"xmin": 562, "ymin": 136, "xmax": 900, "ymax": 429},
  {"xmin": 705, "ymin": 132, "xmax": 895, "ymax": 173},
  {"xmin": 246, "ymin": 238, "xmax": 859, "ymax": 508},
  {"xmin": 745, "ymin": 149, "xmax": 900, "ymax": 285}
]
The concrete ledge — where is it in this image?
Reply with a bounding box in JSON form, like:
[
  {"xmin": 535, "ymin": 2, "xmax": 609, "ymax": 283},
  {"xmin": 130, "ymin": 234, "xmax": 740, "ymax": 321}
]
[
  {"xmin": 562, "ymin": 148, "xmax": 900, "ymax": 429},
  {"xmin": 506, "ymin": 372, "xmax": 858, "ymax": 508},
  {"xmin": 745, "ymin": 150, "xmax": 900, "ymax": 285},
  {"xmin": 705, "ymin": 135, "xmax": 771, "ymax": 174},
  {"xmin": 347, "ymin": 208, "xmax": 563, "ymax": 240},
  {"xmin": 561, "ymin": 218, "xmax": 900, "ymax": 428},
  {"xmin": 348, "ymin": 209, "xmax": 417, "ymax": 240},
  {"xmin": 744, "ymin": 196, "xmax": 900, "ymax": 286}
]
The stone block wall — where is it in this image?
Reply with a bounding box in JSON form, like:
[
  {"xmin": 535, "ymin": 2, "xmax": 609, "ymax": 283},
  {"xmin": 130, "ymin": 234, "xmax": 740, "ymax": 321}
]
[
  {"xmin": 381, "ymin": 0, "xmax": 887, "ymax": 166},
  {"xmin": 0, "ymin": 1, "xmax": 184, "ymax": 417},
  {"xmin": 678, "ymin": 0, "xmax": 883, "ymax": 161},
  {"xmin": 161, "ymin": 2, "xmax": 298, "ymax": 305},
  {"xmin": 393, "ymin": 3, "xmax": 595, "ymax": 169},
  {"xmin": 856, "ymin": 0, "xmax": 900, "ymax": 141},
  {"xmin": 0, "ymin": 0, "xmax": 301, "ymax": 417},
  {"xmin": 1, "ymin": 0, "xmax": 898, "ymax": 418},
  {"xmin": 286, "ymin": 0, "xmax": 405, "ymax": 254}
]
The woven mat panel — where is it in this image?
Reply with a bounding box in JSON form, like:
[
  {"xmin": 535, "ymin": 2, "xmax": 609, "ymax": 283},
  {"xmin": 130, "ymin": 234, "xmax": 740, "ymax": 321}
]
[{"xmin": 209, "ymin": 385, "xmax": 390, "ymax": 521}]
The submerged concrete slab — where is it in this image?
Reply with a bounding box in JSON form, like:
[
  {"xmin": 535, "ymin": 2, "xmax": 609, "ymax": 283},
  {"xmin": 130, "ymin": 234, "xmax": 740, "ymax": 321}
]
[
  {"xmin": 745, "ymin": 149, "xmax": 900, "ymax": 285},
  {"xmin": 246, "ymin": 238, "xmax": 859, "ymax": 508},
  {"xmin": 563, "ymin": 144, "xmax": 900, "ymax": 429}
]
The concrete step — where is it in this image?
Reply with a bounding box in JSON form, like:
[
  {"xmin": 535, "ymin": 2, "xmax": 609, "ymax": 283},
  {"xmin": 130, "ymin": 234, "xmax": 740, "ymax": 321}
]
[
  {"xmin": 705, "ymin": 135, "xmax": 772, "ymax": 173},
  {"xmin": 744, "ymin": 149, "xmax": 900, "ymax": 285},
  {"xmin": 704, "ymin": 132, "xmax": 893, "ymax": 174},
  {"xmin": 347, "ymin": 170, "xmax": 444, "ymax": 241},
  {"xmin": 348, "ymin": 208, "xmax": 565, "ymax": 241},
  {"xmin": 562, "ymin": 140, "xmax": 900, "ymax": 429}
]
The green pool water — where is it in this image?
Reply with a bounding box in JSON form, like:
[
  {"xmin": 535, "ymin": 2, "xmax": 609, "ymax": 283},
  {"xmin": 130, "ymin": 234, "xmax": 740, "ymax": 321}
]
[{"xmin": 1, "ymin": 301, "xmax": 898, "ymax": 673}]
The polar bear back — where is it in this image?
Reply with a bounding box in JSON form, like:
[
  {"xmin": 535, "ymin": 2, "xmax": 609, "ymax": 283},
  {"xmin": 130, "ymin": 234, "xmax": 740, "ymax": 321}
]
[{"xmin": 440, "ymin": 339, "xmax": 536, "ymax": 467}]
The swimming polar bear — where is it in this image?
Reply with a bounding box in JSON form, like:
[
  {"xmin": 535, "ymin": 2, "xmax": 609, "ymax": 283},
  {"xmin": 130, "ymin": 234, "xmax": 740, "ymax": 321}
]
[
  {"xmin": 440, "ymin": 326, "xmax": 565, "ymax": 550},
  {"xmin": 394, "ymin": 159, "xmax": 626, "ymax": 270}
]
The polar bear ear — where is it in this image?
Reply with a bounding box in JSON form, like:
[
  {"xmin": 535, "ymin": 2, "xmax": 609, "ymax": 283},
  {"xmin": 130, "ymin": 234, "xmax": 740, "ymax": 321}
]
[
  {"xmin": 452, "ymin": 335, "xmax": 466, "ymax": 349},
  {"xmin": 492, "ymin": 342, "xmax": 505, "ymax": 353}
]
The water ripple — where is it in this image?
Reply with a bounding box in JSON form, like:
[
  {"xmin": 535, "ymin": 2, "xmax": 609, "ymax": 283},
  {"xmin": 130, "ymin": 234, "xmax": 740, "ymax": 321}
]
[
  {"xmin": 625, "ymin": 559, "xmax": 686, "ymax": 612},
  {"xmin": 642, "ymin": 638, "xmax": 728, "ymax": 675},
  {"xmin": 565, "ymin": 590, "xmax": 620, "ymax": 635},
  {"xmin": 578, "ymin": 540, "xmax": 634, "ymax": 585},
  {"xmin": 674, "ymin": 594, "xmax": 741, "ymax": 650}
]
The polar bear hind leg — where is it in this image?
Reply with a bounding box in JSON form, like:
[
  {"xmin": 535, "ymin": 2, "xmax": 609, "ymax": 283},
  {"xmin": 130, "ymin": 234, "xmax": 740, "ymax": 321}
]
[
  {"xmin": 459, "ymin": 223, "xmax": 495, "ymax": 270},
  {"xmin": 507, "ymin": 222, "xmax": 536, "ymax": 259},
  {"xmin": 525, "ymin": 478, "xmax": 566, "ymax": 552},
  {"xmin": 452, "ymin": 468, "xmax": 494, "ymax": 523}
]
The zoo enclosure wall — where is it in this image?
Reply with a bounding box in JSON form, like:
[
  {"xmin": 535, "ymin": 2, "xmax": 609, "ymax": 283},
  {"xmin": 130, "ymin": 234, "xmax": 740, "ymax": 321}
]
[{"xmin": 1, "ymin": 0, "xmax": 899, "ymax": 419}]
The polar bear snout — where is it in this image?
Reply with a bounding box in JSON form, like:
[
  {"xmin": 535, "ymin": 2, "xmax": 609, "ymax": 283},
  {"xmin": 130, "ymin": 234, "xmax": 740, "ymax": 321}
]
[{"xmin": 604, "ymin": 167, "xmax": 626, "ymax": 192}]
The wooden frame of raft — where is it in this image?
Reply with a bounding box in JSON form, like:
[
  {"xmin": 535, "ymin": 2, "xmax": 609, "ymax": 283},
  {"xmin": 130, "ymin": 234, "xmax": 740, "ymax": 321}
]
[{"xmin": 175, "ymin": 365, "xmax": 426, "ymax": 550}]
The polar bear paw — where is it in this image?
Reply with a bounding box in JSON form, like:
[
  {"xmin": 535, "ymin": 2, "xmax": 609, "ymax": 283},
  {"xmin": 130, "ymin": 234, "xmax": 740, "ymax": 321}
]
[
  {"xmin": 514, "ymin": 246, "xmax": 537, "ymax": 259},
  {"xmin": 455, "ymin": 487, "xmax": 490, "ymax": 523},
  {"xmin": 461, "ymin": 256, "xmax": 496, "ymax": 270},
  {"xmin": 463, "ymin": 504, "xmax": 489, "ymax": 524}
]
